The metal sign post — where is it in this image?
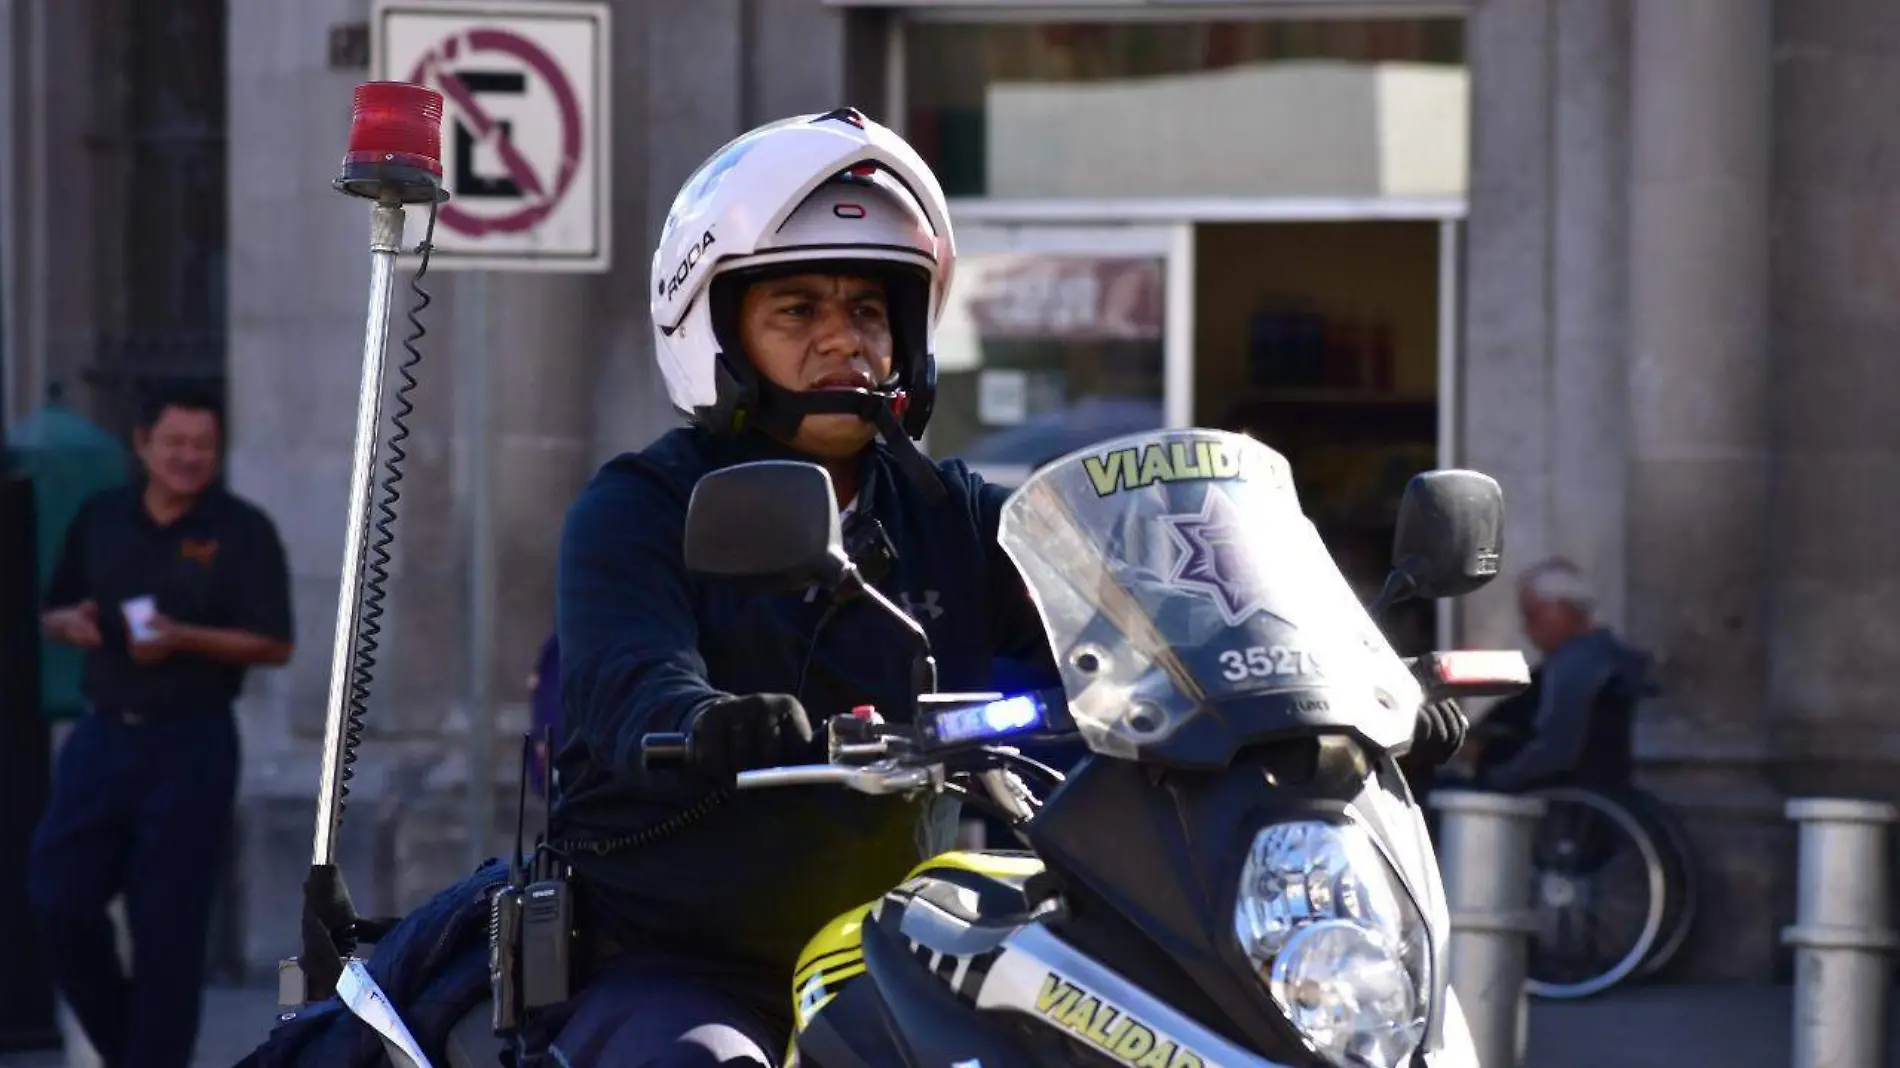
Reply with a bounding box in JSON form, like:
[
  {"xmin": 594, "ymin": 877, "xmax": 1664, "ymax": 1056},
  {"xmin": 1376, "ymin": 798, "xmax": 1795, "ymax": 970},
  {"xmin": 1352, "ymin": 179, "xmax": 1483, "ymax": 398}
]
[{"xmin": 459, "ymin": 269, "xmax": 495, "ymax": 866}]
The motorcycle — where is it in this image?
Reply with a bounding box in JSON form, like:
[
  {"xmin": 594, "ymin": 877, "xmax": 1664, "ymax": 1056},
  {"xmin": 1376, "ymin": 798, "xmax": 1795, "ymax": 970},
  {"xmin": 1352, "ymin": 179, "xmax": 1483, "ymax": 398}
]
[
  {"xmin": 627, "ymin": 426, "xmax": 1529, "ymax": 1068},
  {"xmin": 286, "ymin": 81, "xmax": 1527, "ymax": 1068},
  {"xmin": 285, "ymin": 426, "xmax": 1525, "ymax": 1068}
]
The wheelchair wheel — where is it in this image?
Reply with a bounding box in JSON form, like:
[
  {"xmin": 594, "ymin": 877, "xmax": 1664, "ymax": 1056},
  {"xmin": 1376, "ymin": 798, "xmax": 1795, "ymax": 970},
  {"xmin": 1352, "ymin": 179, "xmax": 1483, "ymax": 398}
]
[
  {"xmin": 1628, "ymin": 791, "xmax": 1698, "ymax": 978},
  {"xmin": 1521, "ymin": 787, "xmax": 1668, "ymax": 1000}
]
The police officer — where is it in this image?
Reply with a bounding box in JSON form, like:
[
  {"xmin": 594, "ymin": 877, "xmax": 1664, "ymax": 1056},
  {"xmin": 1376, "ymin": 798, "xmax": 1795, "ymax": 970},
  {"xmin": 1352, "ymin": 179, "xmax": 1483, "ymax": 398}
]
[
  {"xmin": 549, "ymin": 109, "xmax": 1467, "ymax": 1067},
  {"xmin": 31, "ymin": 386, "xmax": 294, "ymax": 1068},
  {"xmin": 550, "ymin": 109, "xmax": 1051, "ymax": 1066}
]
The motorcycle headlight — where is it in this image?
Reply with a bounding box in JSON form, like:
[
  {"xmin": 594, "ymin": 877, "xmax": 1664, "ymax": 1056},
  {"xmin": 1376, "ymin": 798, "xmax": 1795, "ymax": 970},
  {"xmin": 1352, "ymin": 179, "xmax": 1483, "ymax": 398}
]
[{"xmin": 1233, "ymin": 820, "xmax": 1430, "ymax": 1068}]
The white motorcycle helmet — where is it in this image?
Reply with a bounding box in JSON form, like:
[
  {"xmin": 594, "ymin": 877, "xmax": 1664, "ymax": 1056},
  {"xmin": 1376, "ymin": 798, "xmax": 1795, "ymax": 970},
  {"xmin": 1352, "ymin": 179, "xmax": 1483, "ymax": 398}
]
[{"xmin": 650, "ymin": 107, "xmax": 956, "ymax": 443}]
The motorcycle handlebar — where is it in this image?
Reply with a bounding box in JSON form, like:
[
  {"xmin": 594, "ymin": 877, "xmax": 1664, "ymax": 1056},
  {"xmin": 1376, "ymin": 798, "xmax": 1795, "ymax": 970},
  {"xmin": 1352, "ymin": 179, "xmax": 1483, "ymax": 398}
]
[
  {"xmin": 638, "ymin": 689, "xmax": 1074, "ymax": 775},
  {"xmin": 635, "ymin": 729, "xmax": 937, "ymax": 797},
  {"xmin": 733, "ymin": 763, "xmax": 934, "ymax": 795}
]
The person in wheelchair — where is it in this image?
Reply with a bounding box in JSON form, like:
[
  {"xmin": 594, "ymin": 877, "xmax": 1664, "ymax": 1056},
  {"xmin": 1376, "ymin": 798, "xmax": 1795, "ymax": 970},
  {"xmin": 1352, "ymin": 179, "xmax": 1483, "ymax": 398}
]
[{"xmin": 1469, "ymin": 557, "xmax": 1653, "ymax": 793}]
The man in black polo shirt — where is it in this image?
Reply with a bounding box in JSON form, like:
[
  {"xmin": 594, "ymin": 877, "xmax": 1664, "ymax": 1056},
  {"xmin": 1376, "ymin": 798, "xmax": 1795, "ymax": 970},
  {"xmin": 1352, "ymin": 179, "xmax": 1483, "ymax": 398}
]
[{"xmin": 31, "ymin": 387, "xmax": 293, "ymax": 1068}]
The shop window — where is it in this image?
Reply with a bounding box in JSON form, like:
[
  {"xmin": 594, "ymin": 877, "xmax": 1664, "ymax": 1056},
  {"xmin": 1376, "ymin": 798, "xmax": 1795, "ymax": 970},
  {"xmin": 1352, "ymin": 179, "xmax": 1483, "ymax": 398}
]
[
  {"xmin": 902, "ymin": 18, "xmax": 1466, "ymax": 200},
  {"xmin": 1194, "ymin": 219, "xmax": 1441, "ymax": 652},
  {"xmin": 930, "ymin": 249, "xmax": 1167, "ymax": 470}
]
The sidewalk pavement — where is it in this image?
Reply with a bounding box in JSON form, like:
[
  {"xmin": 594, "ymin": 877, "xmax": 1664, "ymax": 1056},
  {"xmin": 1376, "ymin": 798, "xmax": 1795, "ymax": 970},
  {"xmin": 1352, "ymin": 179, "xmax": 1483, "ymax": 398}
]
[
  {"xmin": 1524, "ymin": 982, "xmax": 1900, "ymax": 1068},
  {"xmin": 0, "ymin": 982, "xmax": 1892, "ymax": 1067},
  {"xmin": 0, "ymin": 987, "xmax": 281, "ymax": 1068}
]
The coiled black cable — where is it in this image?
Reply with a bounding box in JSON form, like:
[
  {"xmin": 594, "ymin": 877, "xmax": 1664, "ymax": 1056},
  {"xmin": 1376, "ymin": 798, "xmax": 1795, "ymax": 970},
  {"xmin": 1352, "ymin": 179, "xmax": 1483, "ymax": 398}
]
[{"xmin": 338, "ymin": 198, "xmax": 442, "ymax": 810}]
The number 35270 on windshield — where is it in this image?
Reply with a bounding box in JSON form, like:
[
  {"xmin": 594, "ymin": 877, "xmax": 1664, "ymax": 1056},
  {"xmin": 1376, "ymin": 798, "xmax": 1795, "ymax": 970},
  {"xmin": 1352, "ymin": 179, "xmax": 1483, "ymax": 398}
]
[{"xmin": 1218, "ymin": 645, "xmax": 1322, "ymax": 682}]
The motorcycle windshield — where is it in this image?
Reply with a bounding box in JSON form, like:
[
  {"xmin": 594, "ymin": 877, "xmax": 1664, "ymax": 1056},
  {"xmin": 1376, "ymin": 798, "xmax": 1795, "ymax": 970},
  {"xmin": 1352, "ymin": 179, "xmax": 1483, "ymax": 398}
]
[{"xmin": 998, "ymin": 428, "xmax": 1423, "ymax": 766}]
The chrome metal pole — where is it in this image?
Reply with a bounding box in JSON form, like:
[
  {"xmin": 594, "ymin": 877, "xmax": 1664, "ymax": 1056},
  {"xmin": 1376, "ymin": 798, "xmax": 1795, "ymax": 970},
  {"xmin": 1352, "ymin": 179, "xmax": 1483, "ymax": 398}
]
[
  {"xmin": 461, "ymin": 269, "xmax": 496, "ymax": 870},
  {"xmin": 312, "ymin": 201, "xmax": 407, "ymax": 867},
  {"xmin": 1430, "ymin": 790, "xmax": 1547, "ymax": 1068},
  {"xmin": 1784, "ymin": 797, "xmax": 1898, "ymax": 1068}
]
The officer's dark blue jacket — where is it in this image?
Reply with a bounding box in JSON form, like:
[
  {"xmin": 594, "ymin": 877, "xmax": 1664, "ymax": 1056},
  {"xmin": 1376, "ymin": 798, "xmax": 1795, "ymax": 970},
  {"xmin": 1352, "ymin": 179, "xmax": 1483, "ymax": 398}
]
[{"xmin": 552, "ymin": 425, "xmax": 1055, "ymax": 986}]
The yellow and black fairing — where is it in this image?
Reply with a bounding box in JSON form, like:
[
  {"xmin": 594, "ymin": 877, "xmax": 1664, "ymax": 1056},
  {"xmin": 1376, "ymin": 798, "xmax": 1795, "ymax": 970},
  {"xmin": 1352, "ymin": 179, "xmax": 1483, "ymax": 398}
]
[{"xmin": 786, "ymin": 849, "xmax": 1049, "ymax": 1067}]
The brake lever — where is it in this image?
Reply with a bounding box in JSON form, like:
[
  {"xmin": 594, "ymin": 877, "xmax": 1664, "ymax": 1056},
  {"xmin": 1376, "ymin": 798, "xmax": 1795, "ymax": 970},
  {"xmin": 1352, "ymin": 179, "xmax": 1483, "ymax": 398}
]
[
  {"xmin": 734, "ymin": 761, "xmax": 938, "ymax": 795},
  {"xmin": 832, "ymin": 742, "xmax": 894, "ymax": 764},
  {"xmin": 825, "ymin": 705, "xmax": 921, "ymax": 766}
]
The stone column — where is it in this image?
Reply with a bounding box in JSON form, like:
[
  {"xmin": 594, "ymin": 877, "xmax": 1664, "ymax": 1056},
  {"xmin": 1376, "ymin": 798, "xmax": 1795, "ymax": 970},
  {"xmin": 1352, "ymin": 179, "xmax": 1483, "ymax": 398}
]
[
  {"xmin": 1456, "ymin": 0, "xmax": 1556, "ymax": 653},
  {"xmin": 747, "ymin": 0, "xmax": 852, "ymax": 123},
  {"xmin": 454, "ymin": 270, "xmax": 598, "ymax": 869},
  {"xmin": 0, "ymin": 0, "xmax": 101, "ymax": 425},
  {"xmin": 1547, "ymin": 0, "xmax": 1629, "ymax": 633},
  {"xmin": 587, "ymin": 0, "xmax": 743, "ymax": 467},
  {"xmin": 1766, "ymin": 0, "xmax": 1900, "ymax": 799},
  {"xmin": 1459, "ymin": 0, "xmax": 1630, "ymax": 646},
  {"xmin": 1625, "ymin": 0, "xmax": 1780, "ymax": 978},
  {"xmin": 588, "ymin": 0, "xmax": 866, "ymax": 468},
  {"xmin": 0, "ymin": 0, "xmax": 19, "ymax": 422}
]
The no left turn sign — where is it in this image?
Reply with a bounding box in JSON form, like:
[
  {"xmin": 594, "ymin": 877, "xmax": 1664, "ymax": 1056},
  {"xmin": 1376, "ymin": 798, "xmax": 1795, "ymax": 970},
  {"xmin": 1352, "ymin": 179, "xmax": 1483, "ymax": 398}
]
[{"xmin": 372, "ymin": 0, "xmax": 611, "ymax": 273}]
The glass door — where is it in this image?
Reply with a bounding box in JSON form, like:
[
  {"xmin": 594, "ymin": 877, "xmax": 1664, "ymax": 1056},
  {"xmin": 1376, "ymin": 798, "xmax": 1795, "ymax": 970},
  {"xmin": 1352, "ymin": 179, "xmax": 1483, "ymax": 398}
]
[{"xmin": 925, "ymin": 222, "xmax": 1194, "ymax": 487}]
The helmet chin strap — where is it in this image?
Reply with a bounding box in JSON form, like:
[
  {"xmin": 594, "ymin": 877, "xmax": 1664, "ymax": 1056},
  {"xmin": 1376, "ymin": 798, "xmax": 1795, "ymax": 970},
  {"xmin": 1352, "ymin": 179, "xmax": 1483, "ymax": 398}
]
[{"xmin": 752, "ymin": 378, "xmax": 947, "ymax": 505}]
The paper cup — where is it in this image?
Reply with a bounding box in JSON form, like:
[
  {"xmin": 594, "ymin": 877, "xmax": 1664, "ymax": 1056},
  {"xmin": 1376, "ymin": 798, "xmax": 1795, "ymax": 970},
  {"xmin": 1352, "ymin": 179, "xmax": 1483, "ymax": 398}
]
[{"xmin": 121, "ymin": 596, "xmax": 158, "ymax": 642}]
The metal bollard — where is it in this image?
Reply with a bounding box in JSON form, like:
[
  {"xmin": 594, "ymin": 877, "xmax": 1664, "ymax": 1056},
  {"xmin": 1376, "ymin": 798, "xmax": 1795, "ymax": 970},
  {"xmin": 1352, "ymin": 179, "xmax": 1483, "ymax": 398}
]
[
  {"xmin": 1430, "ymin": 790, "xmax": 1547, "ymax": 1068},
  {"xmin": 1783, "ymin": 798, "xmax": 1899, "ymax": 1068}
]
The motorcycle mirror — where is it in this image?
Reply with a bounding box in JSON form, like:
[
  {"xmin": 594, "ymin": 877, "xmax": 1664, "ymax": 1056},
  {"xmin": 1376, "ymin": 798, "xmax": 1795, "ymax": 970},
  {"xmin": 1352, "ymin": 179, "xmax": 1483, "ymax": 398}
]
[
  {"xmin": 683, "ymin": 461, "xmax": 849, "ymax": 593},
  {"xmin": 1378, "ymin": 469, "xmax": 1505, "ymax": 608}
]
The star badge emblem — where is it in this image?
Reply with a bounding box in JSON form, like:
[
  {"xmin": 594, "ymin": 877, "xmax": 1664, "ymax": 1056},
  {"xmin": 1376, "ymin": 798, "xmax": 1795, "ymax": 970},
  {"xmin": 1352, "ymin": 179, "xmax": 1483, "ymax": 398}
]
[{"xmin": 1161, "ymin": 490, "xmax": 1274, "ymax": 626}]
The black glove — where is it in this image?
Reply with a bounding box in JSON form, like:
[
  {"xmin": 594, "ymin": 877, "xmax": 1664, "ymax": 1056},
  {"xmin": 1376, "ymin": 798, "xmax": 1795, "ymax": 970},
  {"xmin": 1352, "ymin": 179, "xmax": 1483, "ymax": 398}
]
[
  {"xmin": 684, "ymin": 693, "xmax": 814, "ymax": 779},
  {"xmin": 1409, "ymin": 698, "xmax": 1469, "ymax": 766}
]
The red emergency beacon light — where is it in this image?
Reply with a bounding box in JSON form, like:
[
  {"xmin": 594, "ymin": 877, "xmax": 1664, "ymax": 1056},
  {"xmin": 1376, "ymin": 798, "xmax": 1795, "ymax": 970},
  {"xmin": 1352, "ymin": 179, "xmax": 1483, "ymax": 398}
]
[
  {"xmin": 297, "ymin": 81, "xmax": 454, "ymax": 1005},
  {"xmin": 334, "ymin": 81, "xmax": 451, "ymax": 205}
]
